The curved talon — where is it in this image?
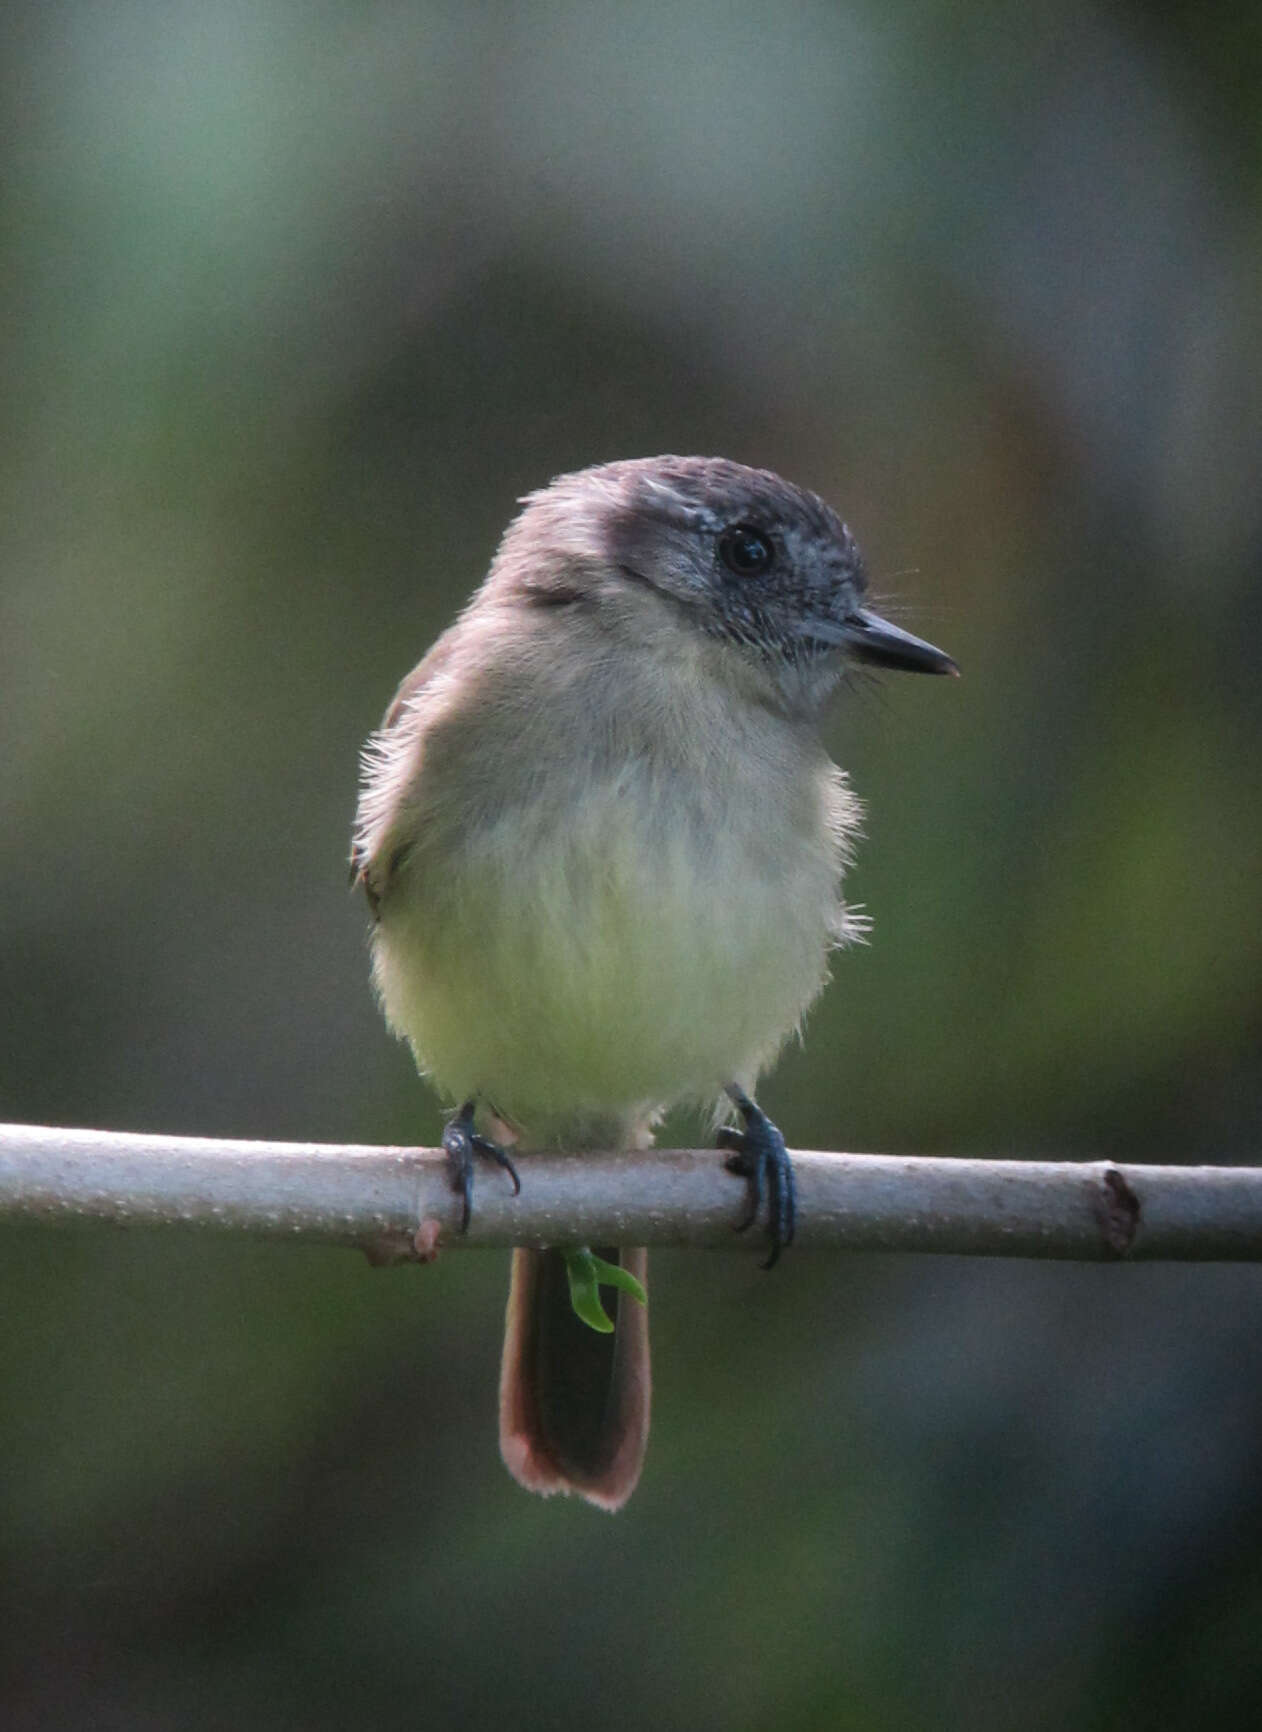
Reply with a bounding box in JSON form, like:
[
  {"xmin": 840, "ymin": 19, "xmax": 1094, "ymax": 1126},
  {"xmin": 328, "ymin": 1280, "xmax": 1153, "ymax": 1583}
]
[
  {"xmin": 442, "ymin": 1101, "xmax": 520, "ymax": 1232},
  {"xmin": 719, "ymin": 1129, "xmax": 762, "ymax": 1233},
  {"xmin": 718, "ymin": 1088, "xmax": 796, "ymax": 1268},
  {"xmin": 485, "ymin": 1138, "xmax": 521, "ymax": 1195}
]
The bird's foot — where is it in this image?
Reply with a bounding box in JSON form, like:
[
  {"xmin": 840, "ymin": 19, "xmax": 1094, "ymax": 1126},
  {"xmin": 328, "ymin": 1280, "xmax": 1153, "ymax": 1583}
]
[
  {"xmin": 441, "ymin": 1100, "xmax": 520, "ymax": 1231},
  {"xmin": 717, "ymin": 1086, "xmax": 796, "ymax": 1269}
]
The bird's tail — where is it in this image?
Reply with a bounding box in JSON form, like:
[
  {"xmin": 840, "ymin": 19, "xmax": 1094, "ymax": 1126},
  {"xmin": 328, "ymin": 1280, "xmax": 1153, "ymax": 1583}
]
[{"xmin": 499, "ymin": 1245, "xmax": 650, "ymax": 1511}]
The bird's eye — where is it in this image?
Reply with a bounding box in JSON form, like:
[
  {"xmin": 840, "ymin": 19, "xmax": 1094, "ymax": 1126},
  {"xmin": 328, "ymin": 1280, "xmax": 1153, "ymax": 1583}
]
[{"xmin": 718, "ymin": 524, "xmax": 774, "ymax": 577}]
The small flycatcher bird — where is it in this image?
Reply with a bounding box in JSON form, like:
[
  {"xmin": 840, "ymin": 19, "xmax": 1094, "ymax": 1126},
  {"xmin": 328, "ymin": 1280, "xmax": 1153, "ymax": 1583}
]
[{"xmin": 352, "ymin": 456, "xmax": 955, "ymax": 1509}]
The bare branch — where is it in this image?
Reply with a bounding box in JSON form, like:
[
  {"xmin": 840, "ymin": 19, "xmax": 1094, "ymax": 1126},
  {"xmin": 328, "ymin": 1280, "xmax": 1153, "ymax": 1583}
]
[{"xmin": 3, "ymin": 1122, "xmax": 1262, "ymax": 1264}]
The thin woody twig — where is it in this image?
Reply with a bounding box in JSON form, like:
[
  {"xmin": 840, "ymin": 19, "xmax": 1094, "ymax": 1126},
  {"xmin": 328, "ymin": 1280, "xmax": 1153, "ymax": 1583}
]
[{"xmin": 3, "ymin": 1122, "xmax": 1262, "ymax": 1264}]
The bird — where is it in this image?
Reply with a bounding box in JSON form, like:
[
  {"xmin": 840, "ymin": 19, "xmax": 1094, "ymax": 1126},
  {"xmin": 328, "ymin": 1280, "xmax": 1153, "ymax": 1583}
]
[{"xmin": 351, "ymin": 455, "xmax": 956, "ymax": 1510}]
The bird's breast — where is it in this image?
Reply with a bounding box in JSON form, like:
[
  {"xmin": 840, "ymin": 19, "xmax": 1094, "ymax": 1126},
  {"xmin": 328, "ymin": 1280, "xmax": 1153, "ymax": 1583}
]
[{"xmin": 371, "ymin": 676, "xmax": 858, "ymax": 1134}]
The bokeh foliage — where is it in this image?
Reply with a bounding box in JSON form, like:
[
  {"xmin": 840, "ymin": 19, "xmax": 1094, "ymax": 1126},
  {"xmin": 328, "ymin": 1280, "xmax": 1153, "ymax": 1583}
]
[{"xmin": 2, "ymin": 2, "xmax": 1261, "ymax": 1726}]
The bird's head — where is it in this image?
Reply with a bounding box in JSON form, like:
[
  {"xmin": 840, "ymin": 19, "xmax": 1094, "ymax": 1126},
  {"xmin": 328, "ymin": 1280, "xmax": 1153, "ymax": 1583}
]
[{"xmin": 490, "ymin": 455, "xmax": 957, "ymax": 714}]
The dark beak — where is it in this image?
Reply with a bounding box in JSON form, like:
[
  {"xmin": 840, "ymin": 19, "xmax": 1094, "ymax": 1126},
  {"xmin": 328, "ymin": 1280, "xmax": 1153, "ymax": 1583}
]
[{"xmin": 804, "ymin": 607, "xmax": 958, "ymax": 676}]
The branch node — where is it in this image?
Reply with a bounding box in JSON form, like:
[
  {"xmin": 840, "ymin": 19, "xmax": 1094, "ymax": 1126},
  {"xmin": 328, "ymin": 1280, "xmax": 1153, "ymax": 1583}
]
[
  {"xmin": 1094, "ymin": 1165, "xmax": 1141, "ymax": 1256},
  {"xmin": 413, "ymin": 1218, "xmax": 443, "ymax": 1262},
  {"xmin": 360, "ymin": 1220, "xmax": 444, "ymax": 1267}
]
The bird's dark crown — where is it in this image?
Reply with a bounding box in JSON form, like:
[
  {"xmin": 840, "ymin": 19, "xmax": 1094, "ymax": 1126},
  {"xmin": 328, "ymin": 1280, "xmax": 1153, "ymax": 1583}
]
[{"xmin": 505, "ymin": 455, "xmax": 866, "ymax": 616}]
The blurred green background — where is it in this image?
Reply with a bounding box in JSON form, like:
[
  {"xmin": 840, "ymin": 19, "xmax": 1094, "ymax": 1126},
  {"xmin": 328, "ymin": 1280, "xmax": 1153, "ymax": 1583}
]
[{"xmin": 3, "ymin": 2, "xmax": 1261, "ymax": 1726}]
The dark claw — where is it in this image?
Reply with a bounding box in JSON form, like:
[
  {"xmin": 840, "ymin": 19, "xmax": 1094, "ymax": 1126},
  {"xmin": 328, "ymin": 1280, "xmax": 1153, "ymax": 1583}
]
[
  {"xmin": 441, "ymin": 1100, "xmax": 520, "ymax": 1232},
  {"xmin": 719, "ymin": 1087, "xmax": 796, "ymax": 1269},
  {"xmin": 718, "ymin": 1125, "xmax": 761, "ymax": 1231}
]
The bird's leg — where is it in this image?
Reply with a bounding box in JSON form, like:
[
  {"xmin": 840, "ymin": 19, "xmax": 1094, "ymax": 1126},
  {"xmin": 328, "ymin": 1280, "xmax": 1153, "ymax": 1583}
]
[
  {"xmin": 441, "ymin": 1099, "xmax": 521, "ymax": 1232},
  {"xmin": 717, "ymin": 1086, "xmax": 797, "ymax": 1269}
]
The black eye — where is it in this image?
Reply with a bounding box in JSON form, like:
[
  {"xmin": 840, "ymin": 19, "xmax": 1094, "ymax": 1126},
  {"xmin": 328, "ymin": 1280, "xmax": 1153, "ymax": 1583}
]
[{"xmin": 718, "ymin": 524, "xmax": 774, "ymax": 577}]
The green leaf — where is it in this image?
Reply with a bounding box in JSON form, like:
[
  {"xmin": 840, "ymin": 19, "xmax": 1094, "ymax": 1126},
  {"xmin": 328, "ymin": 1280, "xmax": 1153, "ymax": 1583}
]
[
  {"xmin": 585, "ymin": 1252, "xmax": 647, "ymax": 1306},
  {"xmin": 563, "ymin": 1249, "xmax": 647, "ymax": 1334}
]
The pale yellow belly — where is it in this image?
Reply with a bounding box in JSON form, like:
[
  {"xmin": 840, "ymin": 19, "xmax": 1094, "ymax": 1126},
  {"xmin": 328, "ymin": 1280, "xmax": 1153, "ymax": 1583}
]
[{"xmin": 372, "ymin": 769, "xmax": 848, "ymax": 1138}]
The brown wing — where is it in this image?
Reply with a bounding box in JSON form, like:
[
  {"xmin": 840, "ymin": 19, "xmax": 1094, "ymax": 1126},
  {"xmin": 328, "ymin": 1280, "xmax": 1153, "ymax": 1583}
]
[{"xmin": 349, "ymin": 631, "xmax": 462, "ymax": 915}]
